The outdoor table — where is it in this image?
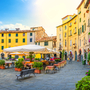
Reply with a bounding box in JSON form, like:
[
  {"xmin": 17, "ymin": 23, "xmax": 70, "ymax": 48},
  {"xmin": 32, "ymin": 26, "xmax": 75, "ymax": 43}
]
[
  {"xmin": 45, "ymin": 66, "xmax": 54, "ymax": 71},
  {"xmin": 5, "ymin": 62, "xmax": 12, "ymax": 68},
  {"xmin": 24, "ymin": 63, "xmax": 33, "ymax": 69}
]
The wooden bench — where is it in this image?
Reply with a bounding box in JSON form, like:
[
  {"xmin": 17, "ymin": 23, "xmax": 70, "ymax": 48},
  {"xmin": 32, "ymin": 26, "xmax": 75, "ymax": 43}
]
[{"xmin": 16, "ymin": 68, "xmax": 36, "ymax": 79}]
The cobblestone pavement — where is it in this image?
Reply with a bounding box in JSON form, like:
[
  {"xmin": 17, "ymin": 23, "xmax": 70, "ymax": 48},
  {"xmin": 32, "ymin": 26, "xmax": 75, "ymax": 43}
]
[{"xmin": 0, "ymin": 61, "xmax": 90, "ymax": 90}]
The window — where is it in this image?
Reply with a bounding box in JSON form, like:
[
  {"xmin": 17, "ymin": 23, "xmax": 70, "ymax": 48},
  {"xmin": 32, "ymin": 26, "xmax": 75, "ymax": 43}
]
[
  {"xmin": 65, "ymin": 33, "xmax": 66, "ymax": 37},
  {"xmin": 84, "ymin": 23, "xmax": 86, "ymax": 31},
  {"xmin": 23, "ymin": 38, "xmax": 25, "ymax": 43},
  {"xmin": 88, "ymin": 19, "xmax": 90, "ymax": 26},
  {"xmin": 60, "ymin": 28, "xmax": 61, "ymax": 31},
  {"xmin": 1, "ymin": 46, "xmax": 4, "ymax": 50},
  {"xmin": 35, "ymin": 42, "xmax": 37, "ymax": 45},
  {"xmin": 75, "ymin": 27, "xmax": 76, "ymax": 33},
  {"xmin": 84, "ymin": 13, "xmax": 85, "ymax": 17},
  {"xmin": 65, "ymin": 40, "xmax": 66, "ymax": 46},
  {"xmin": 1, "ymin": 39, "xmax": 4, "ymax": 43},
  {"xmin": 30, "ymin": 38, "xmax": 32, "ymax": 42},
  {"xmin": 75, "ymin": 39, "xmax": 76, "ymax": 45},
  {"xmin": 70, "ymin": 23, "xmax": 72, "ymax": 26},
  {"xmin": 44, "ymin": 42, "xmax": 48, "ymax": 46},
  {"xmin": 59, "ymin": 43, "xmax": 61, "ymax": 45},
  {"xmin": 30, "ymin": 33, "xmax": 32, "ymax": 36},
  {"xmin": 2, "ymin": 34, "xmax": 4, "ymax": 37},
  {"xmin": 32, "ymin": 28, "xmax": 35, "ymax": 30},
  {"xmin": 16, "ymin": 39, "xmax": 18, "ymax": 43},
  {"xmin": 84, "ymin": 37, "xmax": 85, "ymax": 45},
  {"xmin": 59, "ymin": 34, "xmax": 61, "ymax": 39},
  {"xmin": 16, "ymin": 33, "xmax": 18, "ymax": 37},
  {"xmin": 70, "ymin": 30, "xmax": 72, "ymax": 35},
  {"xmin": 75, "ymin": 19, "xmax": 76, "ymax": 23},
  {"xmin": 70, "ymin": 16, "xmax": 72, "ymax": 19},
  {"xmin": 70, "ymin": 40, "xmax": 72, "ymax": 46},
  {"xmin": 38, "ymin": 42, "xmax": 40, "ymax": 45},
  {"xmin": 9, "ymin": 39, "xmax": 11, "ymax": 43},
  {"xmin": 65, "ymin": 25, "xmax": 67, "ymax": 29},
  {"xmin": 23, "ymin": 33, "xmax": 25, "ymax": 36},
  {"xmin": 8, "ymin": 33, "xmax": 11, "ymax": 37},
  {"xmin": 80, "ymin": 18, "xmax": 81, "ymax": 22},
  {"xmin": 80, "ymin": 28, "xmax": 82, "ymax": 34},
  {"xmin": 82, "ymin": 25, "xmax": 84, "ymax": 32}
]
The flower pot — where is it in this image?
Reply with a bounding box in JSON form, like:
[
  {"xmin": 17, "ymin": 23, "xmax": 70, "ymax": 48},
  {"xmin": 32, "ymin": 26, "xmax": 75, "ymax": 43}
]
[
  {"xmin": 77, "ymin": 60, "xmax": 79, "ymax": 62},
  {"xmin": 34, "ymin": 69, "xmax": 41, "ymax": 74},
  {"xmin": 0, "ymin": 66, "xmax": 5, "ymax": 69},
  {"xmin": 15, "ymin": 68, "xmax": 18, "ymax": 71},
  {"xmin": 17, "ymin": 68, "xmax": 22, "ymax": 71}
]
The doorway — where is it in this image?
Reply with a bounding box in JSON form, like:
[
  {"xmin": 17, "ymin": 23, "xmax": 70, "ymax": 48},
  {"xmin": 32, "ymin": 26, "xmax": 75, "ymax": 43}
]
[{"xmin": 75, "ymin": 51, "xmax": 77, "ymax": 61}]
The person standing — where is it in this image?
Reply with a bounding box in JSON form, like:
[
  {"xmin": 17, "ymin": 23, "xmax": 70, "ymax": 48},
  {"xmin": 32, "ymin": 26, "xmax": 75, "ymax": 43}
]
[{"xmin": 68, "ymin": 51, "xmax": 73, "ymax": 63}]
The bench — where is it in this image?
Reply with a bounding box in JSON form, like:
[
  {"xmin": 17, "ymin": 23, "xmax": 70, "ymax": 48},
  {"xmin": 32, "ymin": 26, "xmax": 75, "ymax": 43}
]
[{"xmin": 16, "ymin": 68, "xmax": 36, "ymax": 79}]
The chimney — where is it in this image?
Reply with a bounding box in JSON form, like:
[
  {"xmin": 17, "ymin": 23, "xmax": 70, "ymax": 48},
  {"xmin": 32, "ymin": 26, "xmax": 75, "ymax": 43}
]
[
  {"xmin": 5, "ymin": 28, "xmax": 9, "ymax": 31},
  {"xmin": 15, "ymin": 28, "xmax": 20, "ymax": 31}
]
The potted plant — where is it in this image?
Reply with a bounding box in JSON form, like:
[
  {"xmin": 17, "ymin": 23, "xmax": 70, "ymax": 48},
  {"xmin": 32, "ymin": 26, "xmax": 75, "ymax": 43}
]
[
  {"xmin": 87, "ymin": 52, "xmax": 90, "ymax": 65},
  {"xmin": 0, "ymin": 60, "xmax": 5, "ymax": 69},
  {"xmin": 32, "ymin": 62, "xmax": 43, "ymax": 74},
  {"xmin": 75, "ymin": 76, "xmax": 90, "ymax": 90},
  {"xmin": 86, "ymin": 70, "xmax": 90, "ymax": 76},
  {"xmin": 15, "ymin": 58, "xmax": 24, "ymax": 71},
  {"xmin": 55, "ymin": 59, "xmax": 60, "ymax": 63}
]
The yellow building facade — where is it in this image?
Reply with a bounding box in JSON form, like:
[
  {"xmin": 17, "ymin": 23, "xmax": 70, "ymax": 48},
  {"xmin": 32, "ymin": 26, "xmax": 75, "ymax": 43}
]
[{"xmin": 56, "ymin": 0, "xmax": 90, "ymax": 60}]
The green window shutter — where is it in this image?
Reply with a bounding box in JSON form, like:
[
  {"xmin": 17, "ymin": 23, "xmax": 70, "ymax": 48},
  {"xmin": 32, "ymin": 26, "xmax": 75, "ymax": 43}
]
[
  {"xmin": 1, "ymin": 46, "xmax": 4, "ymax": 50},
  {"xmin": 44, "ymin": 42, "xmax": 48, "ymax": 46},
  {"xmin": 82, "ymin": 25, "xmax": 84, "ymax": 32},
  {"xmin": 23, "ymin": 38, "xmax": 25, "ymax": 43},
  {"xmin": 9, "ymin": 39, "xmax": 11, "ymax": 43},
  {"xmin": 78, "ymin": 29, "xmax": 79, "ymax": 35},
  {"xmin": 16, "ymin": 39, "xmax": 18, "ymax": 43}
]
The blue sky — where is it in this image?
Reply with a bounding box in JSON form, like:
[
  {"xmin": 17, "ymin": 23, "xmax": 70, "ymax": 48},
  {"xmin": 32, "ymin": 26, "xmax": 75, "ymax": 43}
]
[{"xmin": 0, "ymin": 0, "xmax": 81, "ymax": 36}]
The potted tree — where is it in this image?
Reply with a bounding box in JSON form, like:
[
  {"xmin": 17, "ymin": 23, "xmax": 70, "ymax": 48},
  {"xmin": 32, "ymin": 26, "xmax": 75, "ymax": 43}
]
[
  {"xmin": 15, "ymin": 58, "xmax": 24, "ymax": 71},
  {"xmin": 0, "ymin": 60, "xmax": 5, "ymax": 69},
  {"xmin": 32, "ymin": 62, "xmax": 43, "ymax": 74}
]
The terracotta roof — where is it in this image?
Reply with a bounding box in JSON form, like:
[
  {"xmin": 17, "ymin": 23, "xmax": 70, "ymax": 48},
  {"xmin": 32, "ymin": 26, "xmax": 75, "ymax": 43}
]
[
  {"xmin": 0, "ymin": 30, "xmax": 42, "ymax": 33},
  {"xmin": 36, "ymin": 36, "xmax": 57, "ymax": 42},
  {"xmin": 77, "ymin": 0, "xmax": 84, "ymax": 9}
]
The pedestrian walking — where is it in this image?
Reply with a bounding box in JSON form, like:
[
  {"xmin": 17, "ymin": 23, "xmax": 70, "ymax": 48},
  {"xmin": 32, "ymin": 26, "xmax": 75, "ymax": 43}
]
[{"xmin": 68, "ymin": 51, "xmax": 73, "ymax": 63}]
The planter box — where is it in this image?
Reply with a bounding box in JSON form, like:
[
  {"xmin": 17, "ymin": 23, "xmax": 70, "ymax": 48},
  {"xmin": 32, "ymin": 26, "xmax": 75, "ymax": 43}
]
[
  {"xmin": 15, "ymin": 68, "xmax": 18, "ymax": 71},
  {"xmin": 34, "ymin": 69, "xmax": 41, "ymax": 74},
  {"xmin": 15, "ymin": 68, "xmax": 22, "ymax": 71},
  {"xmin": 0, "ymin": 66, "xmax": 5, "ymax": 69},
  {"xmin": 77, "ymin": 60, "xmax": 79, "ymax": 62},
  {"xmin": 17, "ymin": 68, "xmax": 22, "ymax": 71}
]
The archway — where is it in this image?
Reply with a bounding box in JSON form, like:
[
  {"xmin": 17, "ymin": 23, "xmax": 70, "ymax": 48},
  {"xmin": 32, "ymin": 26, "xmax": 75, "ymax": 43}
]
[{"xmin": 75, "ymin": 51, "xmax": 77, "ymax": 61}]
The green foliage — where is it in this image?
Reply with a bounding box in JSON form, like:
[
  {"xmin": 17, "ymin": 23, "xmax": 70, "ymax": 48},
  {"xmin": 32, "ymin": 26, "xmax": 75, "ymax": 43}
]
[
  {"xmin": 88, "ymin": 32, "xmax": 90, "ymax": 35},
  {"xmin": 84, "ymin": 52, "xmax": 86, "ymax": 59},
  {"xmin": 32, "ymin": 62, "xmax": 43, "ymax": 70},
  {"xmin": 87, "ymin": 52, "xmax": 90, "ymax": 62},
  {"xmin": 62, "ymin": 50, "xmax": 65, "ymax": 60},
  {"xmin": 0, "ymin": 60, "xmax": 5, "ymax": 65},
  {"xmin": 26, "ymin": 55, "xmax": 35, "ymax": 59},
  {"xmin": 15, "ymin": 58, "xmax": 24, "ymax": 69},
  {"xmin": 75, "ymin": 76, "xmax": 90, "ymax": 90},
  {"xmin": 55, "ymin": 59, "xmax": 60, "ymax": 62},
  {"xmin": 11, "ymin": 57, "xmax": 15, "ymax": 59},
  {"xmin": 34, "ymin": 58, "xmax": 40, "ymax": 61},
  {"xmin": 18, "ymin": 58, "xmax": 24, "ymax": 62},
  {"xmin": 86, "ymin": 70, "xmax": 90, "ymax": 76}
]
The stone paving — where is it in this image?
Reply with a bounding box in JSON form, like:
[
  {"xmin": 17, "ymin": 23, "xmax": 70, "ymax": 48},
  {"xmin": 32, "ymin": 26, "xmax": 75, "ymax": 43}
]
[{"xmin": 0, "ymin": 61, "xmax": 90, "ymax": 90}]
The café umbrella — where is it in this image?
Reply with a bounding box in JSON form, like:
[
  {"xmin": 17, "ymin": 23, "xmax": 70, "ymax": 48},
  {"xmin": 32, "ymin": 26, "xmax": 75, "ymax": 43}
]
[{"xmin": 3, "ymin": 44, "xmax": 47, "ymax": 62}]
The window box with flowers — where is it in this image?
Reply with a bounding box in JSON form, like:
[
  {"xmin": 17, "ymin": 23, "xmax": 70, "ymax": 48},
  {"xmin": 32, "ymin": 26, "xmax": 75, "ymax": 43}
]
[{"xmin": 86, "ymin": 9, "xmax": 89, "ymax": 13}]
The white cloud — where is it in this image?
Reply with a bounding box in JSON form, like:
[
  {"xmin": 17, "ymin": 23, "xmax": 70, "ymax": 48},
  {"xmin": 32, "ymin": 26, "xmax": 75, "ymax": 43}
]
[
  {"xmin": 0, "ymin": 21, "xmax": 2, "ymax": 24},
  {"xmin": 34, "ymin": 0, "xmax": 81, "ymax": 36},
  {"xmin": 0, "ymin": 23, "xmax": 30, "ymax": 30}
]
